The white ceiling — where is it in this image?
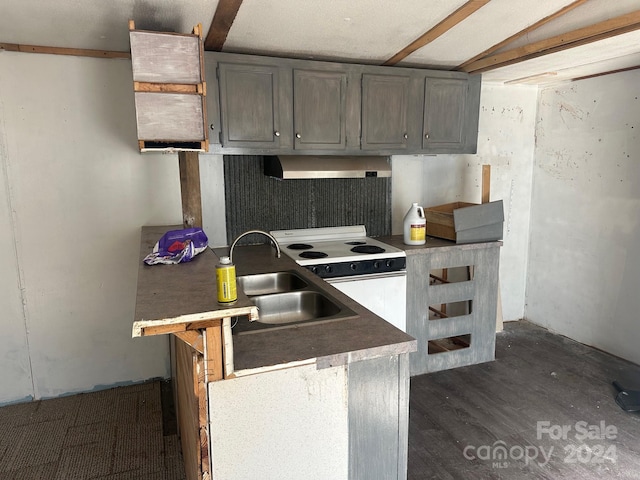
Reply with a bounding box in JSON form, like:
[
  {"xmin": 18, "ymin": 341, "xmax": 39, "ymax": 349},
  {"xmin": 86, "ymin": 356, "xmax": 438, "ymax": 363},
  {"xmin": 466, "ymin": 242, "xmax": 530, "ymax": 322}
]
[{"xmin": 2, "ymin": 0, "xmax": 640, "ymax": 85}]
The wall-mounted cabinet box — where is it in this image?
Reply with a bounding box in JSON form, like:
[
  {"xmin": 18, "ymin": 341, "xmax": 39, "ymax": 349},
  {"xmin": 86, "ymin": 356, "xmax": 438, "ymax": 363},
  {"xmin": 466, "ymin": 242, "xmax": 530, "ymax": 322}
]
[
  {"xmin": 204, "ymin": 51, "xmax": 480, "ymax": 156},
  {"xmin": 129, "ymin": 22, "xmax": 208, "ymax": 152}
]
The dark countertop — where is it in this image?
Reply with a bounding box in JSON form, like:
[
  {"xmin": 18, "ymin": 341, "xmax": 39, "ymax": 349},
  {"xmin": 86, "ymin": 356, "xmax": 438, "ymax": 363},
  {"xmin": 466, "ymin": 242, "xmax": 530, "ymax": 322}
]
[
  {"xmin": 378, "ymin": 234, "xmax": 502, "ymax": 255},
  {"xmin": 134, "ymin": 226, "xmax": 417, "ymax": 376}
]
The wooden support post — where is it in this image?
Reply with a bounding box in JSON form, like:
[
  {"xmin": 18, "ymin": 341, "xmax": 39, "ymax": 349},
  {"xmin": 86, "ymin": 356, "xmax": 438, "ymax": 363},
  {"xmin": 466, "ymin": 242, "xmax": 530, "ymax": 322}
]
[
  {"xmin": 481, "ymin": 164, "xmax": 503, "ymax": 332},
  {"xmin": 178, "ymin": 151, "xmax": 203, "ymax": 228},
  {"xmin": 482, "ymin": 164, "xmax": 491, "ymax": 204}
]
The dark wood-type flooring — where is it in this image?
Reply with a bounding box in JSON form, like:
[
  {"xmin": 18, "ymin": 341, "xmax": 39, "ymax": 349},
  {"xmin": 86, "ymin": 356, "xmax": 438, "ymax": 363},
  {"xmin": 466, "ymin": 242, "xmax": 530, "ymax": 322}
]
[{"xmin": 408, "ymin": 320, "xmax": 640, "ymax": 479}]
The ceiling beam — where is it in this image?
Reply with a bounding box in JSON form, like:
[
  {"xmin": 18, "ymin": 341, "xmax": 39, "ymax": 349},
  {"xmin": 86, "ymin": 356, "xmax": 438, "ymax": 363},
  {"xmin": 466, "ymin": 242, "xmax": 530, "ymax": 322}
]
[
  {"xmin": 573, "ymin": 63, "xmax": 640, "ymax": 81},
  {"xmin": 382, "ymin": 0, "xmax": 491, "ymax": 66},
  {"xmin": 457, "ymin": 0, "xmax": 589, "ymax": 71},
  {"xmin": 461, "ymin": 10, "xmax": 640, "ymax": 74},
  {"xmin": 0, "ymin": 42, "xmax": 129, "ymax": 59},
  {"xmin": 204, "ymin": 0, "xmax": 244, "ymax": 51}
]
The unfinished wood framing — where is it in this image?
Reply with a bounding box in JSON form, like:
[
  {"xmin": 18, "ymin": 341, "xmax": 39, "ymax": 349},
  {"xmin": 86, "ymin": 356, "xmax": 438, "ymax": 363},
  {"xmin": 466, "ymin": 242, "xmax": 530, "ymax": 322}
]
[
  {"xmin": 462, "ymin": 10, "xmax": 640, "ymax": 74},
  {"xmin": 0, "ymin": 42, "xmax": 129, "ymax": 59},
  {"xmin": 205, "ymin": 0, "xmax": 244, "ymax": 51},
  {"xmin": 179, "ymin": 151, "xmax": 203, "ymax": 229},
  {"xmin": 383, "ymin": 0, "xmax": 490, "ymax": 66},
  {"xmin": 456, "ymin": 0, "xmax": 589, "ymax": 70}
]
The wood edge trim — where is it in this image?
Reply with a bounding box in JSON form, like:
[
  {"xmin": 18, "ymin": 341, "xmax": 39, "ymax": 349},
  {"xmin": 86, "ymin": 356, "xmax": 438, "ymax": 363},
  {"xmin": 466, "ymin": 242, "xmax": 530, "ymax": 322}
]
[
  {"xmin": 463, "ymin": 11, "xmax": 640, "ymax": 73},
  {"xmin": 383, "ymin": 0, "xmax": 490, "ymax": 66},
  {"xmin": 572, "ymin": 63, "xmax": 640, "ymax": 81},
  {"xmin": 133, "ymin": 82, "xmax": 203, "ymax": 94},
  {"xmin": 456, "ymin": 0, "xmax": 589, "ymax": 70},
  {"xmin": 1, "ymin": 42, "xmax": 130, "ymax": 59}
]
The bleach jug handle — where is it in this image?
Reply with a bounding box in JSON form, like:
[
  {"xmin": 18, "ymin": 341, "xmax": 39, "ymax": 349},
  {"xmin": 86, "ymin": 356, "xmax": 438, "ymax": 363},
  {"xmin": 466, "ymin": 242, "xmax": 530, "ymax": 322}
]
[{"xmin": 417, "ymin": 206, "xmax": 425, "ymax": 218}]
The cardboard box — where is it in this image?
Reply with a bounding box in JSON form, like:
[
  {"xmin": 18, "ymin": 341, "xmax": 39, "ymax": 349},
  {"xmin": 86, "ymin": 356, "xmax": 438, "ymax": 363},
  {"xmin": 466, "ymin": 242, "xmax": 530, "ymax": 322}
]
[{"xmin": 425, "ymin": 200, "xmax": 504, "ymax": 243}]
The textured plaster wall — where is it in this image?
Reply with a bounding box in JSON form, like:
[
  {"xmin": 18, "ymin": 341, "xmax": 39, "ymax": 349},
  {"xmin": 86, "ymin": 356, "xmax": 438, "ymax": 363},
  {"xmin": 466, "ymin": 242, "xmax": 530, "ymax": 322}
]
[
  {"xmin": 0, "ymin": 52, "xmax": 182, "ymax": 403},
  {"xmin": 526, "ymin": 72, "xmax": 640, "ymax": 364}
]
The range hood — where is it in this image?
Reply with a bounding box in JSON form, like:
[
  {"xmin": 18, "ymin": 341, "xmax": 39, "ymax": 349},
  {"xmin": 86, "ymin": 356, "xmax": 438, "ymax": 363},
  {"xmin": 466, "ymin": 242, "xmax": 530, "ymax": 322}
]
[{"xmin": 264, "ymin": 155, "xmax": 391, "ymax": 179}]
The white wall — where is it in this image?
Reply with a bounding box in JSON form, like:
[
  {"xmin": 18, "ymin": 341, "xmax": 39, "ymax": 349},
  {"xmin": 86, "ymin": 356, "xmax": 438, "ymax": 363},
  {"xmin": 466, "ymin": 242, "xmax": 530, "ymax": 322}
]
[
  {"xmin": 392, "ymin": 83, "xmax": 539, "ymax": 322},
  {"xmin": 526, "ymin": 72, "xmax": 640, "ymax": 365},
  {"xmin": 0, "ymin": 52, "xmax": 183, "ymax": 403}
]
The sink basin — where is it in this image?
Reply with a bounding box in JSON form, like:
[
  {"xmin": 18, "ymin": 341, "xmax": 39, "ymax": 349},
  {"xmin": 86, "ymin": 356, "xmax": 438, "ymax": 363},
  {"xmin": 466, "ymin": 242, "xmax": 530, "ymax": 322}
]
[
  {"xmin": 238, "ymin": 271, "xmax": 308, "ymax": 296},
  {"xmin": 253, "ymin": 291, "xmax": 346, "ymax": 324}
]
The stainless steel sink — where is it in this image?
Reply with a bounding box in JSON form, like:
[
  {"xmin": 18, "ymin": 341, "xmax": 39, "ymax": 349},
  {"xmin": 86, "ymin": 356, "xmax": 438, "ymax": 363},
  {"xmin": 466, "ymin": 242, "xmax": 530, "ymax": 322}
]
[
  {"xmin": 237, "ymin": 271, "xmax": 308, "ymax": 296},
  {"xmin": 253, "ymin": 291, "xmax": 344, "ymax": 324},
  {"xmin": 233, "ymin": 270, "xmax": 356, "ymax": 334}
]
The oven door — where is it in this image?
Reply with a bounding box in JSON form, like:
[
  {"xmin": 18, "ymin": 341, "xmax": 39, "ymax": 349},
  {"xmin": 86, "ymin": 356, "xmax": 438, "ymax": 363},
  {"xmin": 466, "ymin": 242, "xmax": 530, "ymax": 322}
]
[{"xmin": 326, "ymin": 271, "xmax": 407, "ymax": 332}]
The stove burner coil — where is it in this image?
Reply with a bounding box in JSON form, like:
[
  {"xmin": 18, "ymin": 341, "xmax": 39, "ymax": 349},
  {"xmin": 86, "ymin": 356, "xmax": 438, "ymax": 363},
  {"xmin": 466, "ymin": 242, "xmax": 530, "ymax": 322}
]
[
  {"xmin": 345, "ymin": 241, "xmax": 366, "ymax": 245},
  {"xmin": 350, "ymin": 245, "xmax": 385, "ymax": 254},
  {"xmin": 287, "ymin": 243, "xmax": 314, "ymax": 250},
  {"xmin": 299, "ymin": 251, "xmax": 328, "ymax": 259}
]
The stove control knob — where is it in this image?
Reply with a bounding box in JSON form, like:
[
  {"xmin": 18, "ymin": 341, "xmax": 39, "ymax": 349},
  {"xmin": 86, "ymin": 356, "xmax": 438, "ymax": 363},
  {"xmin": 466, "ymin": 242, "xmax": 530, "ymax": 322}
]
[
  {"xmin": 373, "ymin": 261, "xmax": 381, "ymax": 269},
  {"xmin": 386, "ymin": 259, "xmax": 394, "ymax": 268},
  {"xmin": 350, "ymin": 263, "xmax": 358, "ymax": 271},
  {"xmin": 324, "ymin": 265, "xmax": 332, "ymax": 274},
  {"xmin": 310, "ymin": 266, "xmax": 318, "ymax": 275}
]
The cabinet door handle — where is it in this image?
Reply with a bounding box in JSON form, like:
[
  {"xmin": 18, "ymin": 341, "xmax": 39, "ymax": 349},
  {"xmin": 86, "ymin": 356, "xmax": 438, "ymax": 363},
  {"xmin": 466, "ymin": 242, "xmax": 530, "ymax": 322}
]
[
  {"xmin": 296, "ymin": 133, "xmax": 302, "ymax": 139},
  {"xmin": 424, "ymin": 133, "xmax": 430, "ymax": 139},
  {"xmin": 403, "ymin": 133, "xmax": 408, "ymax": 139},
  {"xmin": 274, "ymin": 131, "xmax": 280, "ymax": 137},
  {"xmin": 210, "ymin": 124, "xmax": 215, "ymax": 131}
]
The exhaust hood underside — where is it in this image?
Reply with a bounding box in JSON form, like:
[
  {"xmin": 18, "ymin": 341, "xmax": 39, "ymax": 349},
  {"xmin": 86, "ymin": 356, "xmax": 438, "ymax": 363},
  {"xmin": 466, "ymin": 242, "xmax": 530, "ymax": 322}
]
[{"xmin": 264, "ymin": 155, "xmax": 391, "ymax": 179}]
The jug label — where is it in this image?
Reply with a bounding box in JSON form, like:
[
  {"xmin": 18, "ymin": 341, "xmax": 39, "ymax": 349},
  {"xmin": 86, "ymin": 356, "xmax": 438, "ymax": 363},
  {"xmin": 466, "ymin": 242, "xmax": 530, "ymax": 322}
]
[{"xmin": 410, "ymin": 224, "xmax": 426, "ymax": 241}]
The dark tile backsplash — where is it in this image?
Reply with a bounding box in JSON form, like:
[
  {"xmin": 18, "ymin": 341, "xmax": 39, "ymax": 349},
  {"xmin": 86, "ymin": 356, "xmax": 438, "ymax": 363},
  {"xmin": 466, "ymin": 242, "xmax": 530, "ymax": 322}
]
[{"xmin": 224, "ymin": 155, "xmax": 391, "ymax": 245}]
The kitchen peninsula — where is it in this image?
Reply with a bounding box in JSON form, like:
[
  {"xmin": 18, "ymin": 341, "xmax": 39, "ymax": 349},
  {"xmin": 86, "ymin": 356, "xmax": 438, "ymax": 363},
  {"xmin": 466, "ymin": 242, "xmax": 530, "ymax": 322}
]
[{"xmin": 133, "ymin": 225, "xmax": 416, "ymax": 480}]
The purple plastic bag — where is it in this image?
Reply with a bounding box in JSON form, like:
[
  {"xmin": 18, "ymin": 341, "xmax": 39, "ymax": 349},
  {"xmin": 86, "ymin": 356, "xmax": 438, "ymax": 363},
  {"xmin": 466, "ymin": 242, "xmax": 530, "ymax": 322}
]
[{"xmin": 144, "ymin": 227, "xmax": 209, "ymax": 265}]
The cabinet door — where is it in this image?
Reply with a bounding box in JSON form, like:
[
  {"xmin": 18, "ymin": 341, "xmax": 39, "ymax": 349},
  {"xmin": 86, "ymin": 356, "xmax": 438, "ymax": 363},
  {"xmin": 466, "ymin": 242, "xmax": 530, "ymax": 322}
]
[
  {"xmin": 361, "ymin": 74, "xmax": 410, "ymax": 150},
  {"xmin": 422, "ymin": 78, "xmax": 467, "ymax": 150},
  {"xmin": 293, "ymin": 70, "xmax": 347, "ymax": 150},
  {"xmin": 218, "ymin": 63, "xmax": 281, "ymax": 148}
]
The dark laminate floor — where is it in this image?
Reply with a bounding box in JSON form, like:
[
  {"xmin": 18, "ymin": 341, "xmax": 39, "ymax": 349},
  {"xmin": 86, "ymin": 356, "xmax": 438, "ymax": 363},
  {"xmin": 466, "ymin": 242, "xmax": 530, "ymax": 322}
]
[{"xmin": 408, "ymin": 320, "xmax": 640, "ymax": 480}]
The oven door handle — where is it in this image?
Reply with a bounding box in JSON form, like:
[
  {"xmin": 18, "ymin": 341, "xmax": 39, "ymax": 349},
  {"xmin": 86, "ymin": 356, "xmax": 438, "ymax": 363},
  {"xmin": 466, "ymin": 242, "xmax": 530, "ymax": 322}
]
[{"xmin": 326, "ymin": 271, "xmax": 406, "ymax": 283}]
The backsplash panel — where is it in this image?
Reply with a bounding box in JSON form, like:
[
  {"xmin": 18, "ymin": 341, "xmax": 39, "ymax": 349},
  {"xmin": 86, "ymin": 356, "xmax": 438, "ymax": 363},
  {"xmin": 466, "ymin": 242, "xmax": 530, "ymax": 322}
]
[{"xmin": 224, "ymin": 155, "xmax": 391, "ymax": 244}]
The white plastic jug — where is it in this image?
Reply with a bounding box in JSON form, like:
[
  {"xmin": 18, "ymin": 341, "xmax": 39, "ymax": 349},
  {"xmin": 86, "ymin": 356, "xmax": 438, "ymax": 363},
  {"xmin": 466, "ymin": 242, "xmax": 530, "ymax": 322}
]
[{"xmin": 403, "ymin": 203, "xmax": 426, "ymax": 245}]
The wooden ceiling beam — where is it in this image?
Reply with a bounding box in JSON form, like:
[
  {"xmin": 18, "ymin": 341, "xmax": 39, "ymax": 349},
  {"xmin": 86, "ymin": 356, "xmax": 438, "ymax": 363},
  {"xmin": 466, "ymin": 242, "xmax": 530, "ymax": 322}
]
[
  {"xmin": 461, "ymin": 10, "xmax": 640, "ymax": 74},
  {"xmin": 204, "ymin": 0, "xmax": 244, "ymax": 51},
  {"xmin": 573, "ymin": 63, "xmax": 640, "ymax": 81},
  {"xmin": 456, "ymin": 0, "xmax": 589, "ymax": 71},
  {"xmin": 382, "ymin": 0, "xmax": 491, "ymax": 66},
  {"xmin": 0, "ymin": 42, "xmax": 129, "ymax": 59}
]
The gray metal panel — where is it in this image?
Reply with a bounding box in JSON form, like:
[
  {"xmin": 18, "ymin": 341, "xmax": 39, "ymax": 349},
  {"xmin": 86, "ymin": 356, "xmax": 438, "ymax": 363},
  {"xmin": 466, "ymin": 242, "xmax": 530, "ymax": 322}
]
[
  {"xmin": 348, "ymin": 355, "xmax": 409, "ymax": 480},
  {"xmin": 406, "ymin": 244, "xmax": 500, "ymax": 375},
  {"xmin": 223, "ymin": 155, "xmax": 391, "ymax": 244}
]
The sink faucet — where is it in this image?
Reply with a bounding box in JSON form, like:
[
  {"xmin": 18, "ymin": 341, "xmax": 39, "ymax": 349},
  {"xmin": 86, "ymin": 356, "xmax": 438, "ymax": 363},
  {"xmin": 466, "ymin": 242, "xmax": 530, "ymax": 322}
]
[{"xmin": 229, "ymin": 230, "xmax": 281, "ymax": 264}]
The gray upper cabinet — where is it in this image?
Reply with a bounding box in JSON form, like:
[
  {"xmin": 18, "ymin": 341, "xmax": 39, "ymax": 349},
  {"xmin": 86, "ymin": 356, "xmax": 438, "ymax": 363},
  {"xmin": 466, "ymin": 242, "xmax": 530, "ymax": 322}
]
[
  {"xmin": 422, "ymin": 78, "xmax": 467, "ymax": 150},
  {"xmin": 218, "ymin": 63, "xmax": 281, "ymax": 148},
  {"xmin": 204, "ymin": 51, "xmax": 481, "ymax": 156},
  {"xmin": 293, "ymin": 70, "xmax": 347, "ymax": 150},
  {"xmin": 361, "ymin": 74, "xmax": 410, "ymax": 151}
]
